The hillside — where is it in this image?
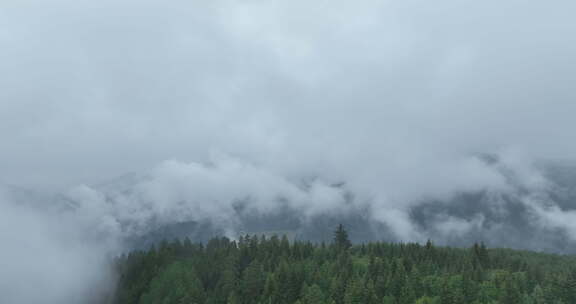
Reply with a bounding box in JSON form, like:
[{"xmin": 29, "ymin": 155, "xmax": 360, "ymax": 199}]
[
  {"xmin": 113, "ymin": 226, "xmax": 576, "ymax": 304},
  {"xmin": 56, "ymin": 157, "xmax": 576, "ymax": 254}
]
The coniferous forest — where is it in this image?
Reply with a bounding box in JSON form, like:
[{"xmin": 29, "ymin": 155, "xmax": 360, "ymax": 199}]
[{"xmin": 113, "ymin": 225, "xmax": 576, "ymax": 304}]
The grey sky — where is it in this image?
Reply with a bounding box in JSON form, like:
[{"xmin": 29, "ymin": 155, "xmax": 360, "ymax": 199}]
[{"xmin": 1, "ymin": 0, "xmax": 575, "ymax": 191}]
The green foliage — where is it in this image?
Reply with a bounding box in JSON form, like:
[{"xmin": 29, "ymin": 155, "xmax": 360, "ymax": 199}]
[
  {"xmin": 112, "ymin": 225, "xmax": 576, "ymax": 304},
  {"xmin": 301, "ymin": 283, "xmax": 326, "ymax": 304},
  {"xmin": 415, "ymin": 296, "xmax": 439, "ymax": 304},
  {"xmin": 140, "ymin": 261, "xmax": 205, "ymax": 304}
]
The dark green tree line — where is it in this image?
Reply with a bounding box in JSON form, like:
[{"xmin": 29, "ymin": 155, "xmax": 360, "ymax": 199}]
[{"xmin": 112, "ymin": 225, "xmax": 576, "ymax": 304}]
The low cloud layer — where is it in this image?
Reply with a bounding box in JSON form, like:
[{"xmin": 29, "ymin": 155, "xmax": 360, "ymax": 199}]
[
  {"xmin": 60, "ymin": 151, "xmax": 576, "ymax": 248},
  {"xmin": 1, "ymin": 0, "xmax": 576, "ymax": 303}
]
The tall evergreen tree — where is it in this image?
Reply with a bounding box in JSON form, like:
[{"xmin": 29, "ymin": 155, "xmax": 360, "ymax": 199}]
[{"xmin": 333, "ymin": 224, "xmax": 352, "ymax": 250}]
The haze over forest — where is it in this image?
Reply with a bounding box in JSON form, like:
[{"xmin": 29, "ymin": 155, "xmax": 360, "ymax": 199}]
[{"xmin": 1, "ymin": 0, "xmax": 576, "ymax": 303}]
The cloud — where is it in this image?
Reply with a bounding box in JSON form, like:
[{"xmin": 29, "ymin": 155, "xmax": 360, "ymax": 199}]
[
  {"xmin": 0, "ymin": 193, "xmax": 115, "ymax": 304},
  {"xmin": 0, "ymin": 0, "xmax": 575, "ymax": 190},
  {"xmin": 55, "ymin": 150, "xmax": 530, "ymax": 244},
  {"xmin": 64, "ymin": 153, "xmax": 350, "ymax": 238}
]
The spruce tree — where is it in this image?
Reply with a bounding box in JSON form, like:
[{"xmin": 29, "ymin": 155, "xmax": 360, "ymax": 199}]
[{"xmin": 334, "ymin": 224, "xmax": 352, "ymax": 250}]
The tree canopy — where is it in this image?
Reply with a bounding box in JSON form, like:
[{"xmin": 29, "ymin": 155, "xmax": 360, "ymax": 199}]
[{"xmin": 112, "ymin": 225, "xmax": 576, "ymax": 304}]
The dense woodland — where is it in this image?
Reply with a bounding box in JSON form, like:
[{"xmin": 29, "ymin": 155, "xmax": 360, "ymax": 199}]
[{"xmin": 113, "ymin": 225, "xmax": 576, "ymax": 304}]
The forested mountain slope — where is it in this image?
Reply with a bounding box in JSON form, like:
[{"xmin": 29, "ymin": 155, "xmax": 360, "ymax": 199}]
[
  {"xmin": 113, "ymin": 226, "xmax": 576, "ymax": 304},
  {"xmin": 58, "ymin": 158, "xmax": 576, "ymax": 254}
]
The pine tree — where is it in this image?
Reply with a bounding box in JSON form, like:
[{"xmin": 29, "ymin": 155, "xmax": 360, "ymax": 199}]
[
  {"xmin": 344, "ymin": 277, "xmax": 368, "ymax": 304},
  {"xmin": 140, "ymin": 261, "xmax": 205, "ymax": 304},
  {"xmin": 301, "ymin": 283, "xmax": 326, "ymax": 304},
  {"xmin": 227, "ymin": 291, "xmax": 241, "ymax": 304},
  {"xmin": 499, "ymin": 277, "xmax": 521, "ymax": 304},
  {"xmin": 241, "ymin": 261, "xmax": 265, "ymax": 302},
  {"xmin": 559, "ymin": 267, "xmax": 576, "ymax": 303},
  {"xmin": 531, "ymin": 284, "xmax": 546, "ymax": 304},
  {"xmin": 330, "ymin": 275, "xmax": 348, "ymax": 304},
  {"xmin": 334, "ymin": 224, "xmax": 352, "ymax": 250}
]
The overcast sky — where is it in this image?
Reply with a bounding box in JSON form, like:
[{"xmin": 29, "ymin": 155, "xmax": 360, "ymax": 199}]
[{"xmin": 1, "ymin": 0, "xmax": 576, "ymax": 191}]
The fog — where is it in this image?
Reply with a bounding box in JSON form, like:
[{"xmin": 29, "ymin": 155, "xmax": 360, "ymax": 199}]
[
  {"xmin": 0, "ymin": 191, "xmax": 115, "ymax": 304},
  {"xmin": 1, "ymin": 0, "xmax": 576, "ymax": 303}
]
